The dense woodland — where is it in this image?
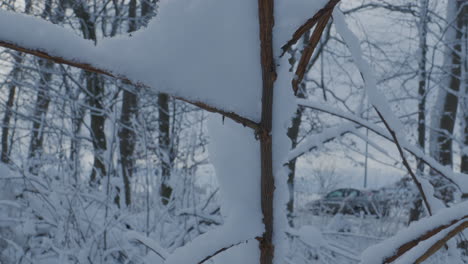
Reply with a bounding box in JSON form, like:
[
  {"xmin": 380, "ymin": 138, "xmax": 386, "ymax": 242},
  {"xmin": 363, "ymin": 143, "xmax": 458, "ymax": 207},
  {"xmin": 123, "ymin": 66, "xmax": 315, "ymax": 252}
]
[{"xmin": 0, "ymin": 0, "xmax": 467, "ymax": 263}]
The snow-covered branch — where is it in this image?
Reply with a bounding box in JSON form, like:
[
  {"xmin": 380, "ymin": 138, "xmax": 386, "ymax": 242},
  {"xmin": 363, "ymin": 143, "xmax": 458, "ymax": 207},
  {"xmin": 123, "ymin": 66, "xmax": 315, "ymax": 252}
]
[{"xmin": 361, "ymin": 201, "xmax": 468, "ymax": 264}]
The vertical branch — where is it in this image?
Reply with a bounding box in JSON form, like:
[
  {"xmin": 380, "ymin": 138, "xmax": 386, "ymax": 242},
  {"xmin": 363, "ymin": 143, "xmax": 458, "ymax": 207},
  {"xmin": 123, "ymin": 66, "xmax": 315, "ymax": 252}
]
[{"xmin": 257, "ymin": 0, "xmax": 276, "ymax": 263}]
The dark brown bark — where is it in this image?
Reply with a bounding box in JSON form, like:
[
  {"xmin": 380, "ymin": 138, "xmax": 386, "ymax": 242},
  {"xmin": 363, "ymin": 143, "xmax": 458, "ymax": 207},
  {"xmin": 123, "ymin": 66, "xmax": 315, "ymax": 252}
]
[
  {"xmin": 291, "ymin": 9, "xmax": 334, "ymax": 94},
  {"xmin": 257, "ymin": 0, "xmax": 276, "ymax": 263},
  {"xmin": 280, "ymin": 0, "xmax": 340, "ymax": 56}
]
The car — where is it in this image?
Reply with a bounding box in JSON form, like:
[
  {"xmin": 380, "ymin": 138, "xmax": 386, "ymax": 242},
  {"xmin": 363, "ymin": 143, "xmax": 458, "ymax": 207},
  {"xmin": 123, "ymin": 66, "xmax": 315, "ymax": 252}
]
[{"xmin": 307, "ymin": 188, "xmax": 381, "ymax": 216}]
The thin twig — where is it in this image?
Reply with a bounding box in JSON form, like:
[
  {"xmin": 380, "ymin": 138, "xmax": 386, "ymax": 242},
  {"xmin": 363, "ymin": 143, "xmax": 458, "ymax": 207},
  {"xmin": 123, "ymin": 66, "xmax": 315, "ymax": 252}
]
[
  {"xmin": 374, "ymin": 108, "xmax": 432, "ymax": 216},
  {"xmin": 197, "ymin": 239, "xmax": 250, "ymax": 264}
]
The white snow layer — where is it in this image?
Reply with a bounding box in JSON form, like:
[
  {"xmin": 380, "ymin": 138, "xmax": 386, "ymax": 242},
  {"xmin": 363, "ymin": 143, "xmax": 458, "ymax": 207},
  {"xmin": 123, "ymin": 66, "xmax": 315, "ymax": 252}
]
[
  {"xmin": 0, "ymin": 1, "xmax": 262, "ymax": 121},
  {"xmin": 0, "ymin": 0, "xmax": 326, "ymax": 122}
]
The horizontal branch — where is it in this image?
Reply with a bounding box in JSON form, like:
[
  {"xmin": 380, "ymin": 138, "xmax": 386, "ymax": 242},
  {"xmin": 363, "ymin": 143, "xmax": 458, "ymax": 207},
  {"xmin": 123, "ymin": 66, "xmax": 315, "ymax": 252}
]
[{"xmin": 0, "ymin": 40, "xmax": 260, "ymax": 131}]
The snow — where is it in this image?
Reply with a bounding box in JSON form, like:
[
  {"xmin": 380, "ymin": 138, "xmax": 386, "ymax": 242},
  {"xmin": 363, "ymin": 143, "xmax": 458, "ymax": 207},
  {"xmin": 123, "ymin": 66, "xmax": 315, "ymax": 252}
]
[
  {"xmin": 360, "ymin": 200, "xmax": 468, "ymax": 264},
  {"xmin": 125, "ymin": 231, "xmax": 168, "ymax": 261},
  {"xmin": 164, "ymin": 116, "xmax": 265, "ymax": 264},
  {"xmin": 7, "ymin": 1, "xmax": 461, "ymax": 264},
  {"xmin": 332, "ymin": 10, "xmax": 404, "ymax": 135},
  {"xmin": 268, "ymin": 1, "xmax": 332, "ymax": 259},
  {"xmin": 271, "ymin": 55, "xmax": 298, "ymax": 264},
  {"xmin": 288, "ymin": 123, "xmax": 357, "ymax": 161},
  {"xmin": 0, "ymin": 1, "xmax": 263, "ymax": 121},
  {"xmin": 274, "ymin": 0, "xmax": 327, "ymax": 53},
  {"xmin": 296, "ymin": 226, "xmax": 324, "ymax": 247}
]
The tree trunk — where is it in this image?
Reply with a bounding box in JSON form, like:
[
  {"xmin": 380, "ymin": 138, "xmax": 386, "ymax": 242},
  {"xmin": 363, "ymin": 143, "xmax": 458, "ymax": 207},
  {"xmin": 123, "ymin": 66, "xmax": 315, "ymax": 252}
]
[
  {"xmin": 2, "ymin": 0, "xmax": 33, "ymax": 164},
  {"xmin": 429, "ymin": 0, "xmax": 466, "ymax": 168},
  {"xmin": 410, "ymin": 0, "xmax": 429, "ymax": 224},
  {"xmin": 459, "ymin": 4, "xmax": 468, "ymax": 174},
  {"xmin": 429, "ymin": 0, "xmax": 466, "ymax": 202},
  {"xmin": 72, "ymin": 2, "xmax": 108, "ymax": 184},
  {"xmin": 118, "ymin": 0, "xmax": 138, "ymax": 206},
  {"xmin": 1, "ymin": 53, "xmax": 23, "ymax": 163},
  {"xmin": 158, "ymin": 93, "xmax": 173, "ymax": 205},
  {"xmin": 119, "ymin": 0, "xmax": 157, "ymax": 206},
  {"xmin": 257, "ymin": 0, "xmax": 276, "ymax": 263},
  {"xmin": 88, "ymin": 72, "xmax": 107, "ymax": 184}
]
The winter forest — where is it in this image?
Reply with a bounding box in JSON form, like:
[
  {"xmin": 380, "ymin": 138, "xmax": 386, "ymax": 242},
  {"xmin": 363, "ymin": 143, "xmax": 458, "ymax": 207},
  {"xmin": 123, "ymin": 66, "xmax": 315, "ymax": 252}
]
[{"xmin": 0, "ymin": 0, "xmax": 467, "ymax": 263}]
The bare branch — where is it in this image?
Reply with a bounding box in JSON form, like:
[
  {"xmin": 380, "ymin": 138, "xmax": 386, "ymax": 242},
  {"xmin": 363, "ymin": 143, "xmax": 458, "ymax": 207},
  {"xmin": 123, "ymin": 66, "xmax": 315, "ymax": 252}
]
[
  {"xmin": 374, "ymin": 108, "xmax": 433, "ymax": 216},
  {"xmin": 280, "ymin": 0, "xmax": 340, "ymax": 56},
  {"xmin": 291, "ymin": 10, "xmax": 333, "ymax": 94},
  {"xmin": 197, "ymin": 239, "xmax": 250, "ymax": 264}
]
